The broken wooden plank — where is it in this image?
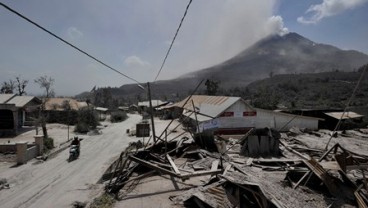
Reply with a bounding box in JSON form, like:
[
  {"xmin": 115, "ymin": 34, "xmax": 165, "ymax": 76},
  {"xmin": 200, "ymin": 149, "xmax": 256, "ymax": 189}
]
[
  {"xmin": 223, "ymin": 164, "xmax": 232, "ymax": 176},
  {"xmin": 128, "ymin": 155, "xmax": 180, "ymax": 178},
  {"xmin": 253, "ymin": 158, "xmax": 302, "ymax": 163},
  {"xmin": 347, "ymin": 164, "xmax": 368, "ymax": 171},
  {"xmin": 150, "ymin": 160, "xmax": 193, "ymax": 173},
  {"xmin": 280, "ymin": 140, "xmax": 310, "ymax": 160},
  {"xmin": 211, "ymin": 160, "xmax": 220, "ymax": 171},
  {"xmin": 166, "ymin": 154, "xmax": 181, "ymax": 174},
  {"xmin": 181, "ymin": 169, "xmax": 222, "ymax": 179}
]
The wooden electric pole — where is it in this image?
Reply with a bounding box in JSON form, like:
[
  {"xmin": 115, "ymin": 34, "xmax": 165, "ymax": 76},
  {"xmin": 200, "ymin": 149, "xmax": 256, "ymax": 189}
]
[{"xmin": 147, "ymin": 82, "xmax": 156, "ymax": 143}]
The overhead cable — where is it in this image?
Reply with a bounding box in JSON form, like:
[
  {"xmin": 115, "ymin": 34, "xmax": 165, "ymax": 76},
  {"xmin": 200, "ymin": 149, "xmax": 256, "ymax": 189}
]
[
  {"xmin": 325, "ymin": 65, "xmax": 367, "ymax": 150},
  {"xmin": 0, "ymin": 2, "xmax": 141, "ymax": 84},
  {"xmin": 153, "ymin": 0, "xmax": 193, "ymax": 82}
]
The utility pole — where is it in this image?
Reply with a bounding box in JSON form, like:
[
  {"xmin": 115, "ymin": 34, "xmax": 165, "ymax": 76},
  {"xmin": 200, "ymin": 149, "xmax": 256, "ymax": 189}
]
[{"xmin": 147, "ymin": 82, "xmax": 156, "ymax": 143}]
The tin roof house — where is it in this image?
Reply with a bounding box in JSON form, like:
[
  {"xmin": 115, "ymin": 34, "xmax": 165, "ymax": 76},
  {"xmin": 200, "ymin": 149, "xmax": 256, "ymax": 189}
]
[
  {"xmin": 167, "ymin": 95, "xmax": 322, "ymax": 135},
  {"xmin": 0, "ymin": 94, "xmax": 42, "ymax": 135}
]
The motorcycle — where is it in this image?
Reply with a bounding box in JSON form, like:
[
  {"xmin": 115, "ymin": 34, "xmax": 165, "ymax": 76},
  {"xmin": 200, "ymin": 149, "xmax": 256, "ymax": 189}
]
[{"xmin": 68, "ymin": 145, "xmax": 80, "ymax": 162}]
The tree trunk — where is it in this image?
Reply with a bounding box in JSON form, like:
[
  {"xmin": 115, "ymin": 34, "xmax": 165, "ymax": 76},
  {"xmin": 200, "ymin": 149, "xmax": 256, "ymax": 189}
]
[{"xmin": 42, "ymin": 122, "xmax": 48, "ymax": 138}]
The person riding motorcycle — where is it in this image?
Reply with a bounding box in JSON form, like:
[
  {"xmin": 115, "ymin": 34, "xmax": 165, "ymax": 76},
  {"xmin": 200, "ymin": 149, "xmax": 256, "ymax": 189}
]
[{"xmin": 70, "ymin": 136, "xmax": 80, "ymax": 156}]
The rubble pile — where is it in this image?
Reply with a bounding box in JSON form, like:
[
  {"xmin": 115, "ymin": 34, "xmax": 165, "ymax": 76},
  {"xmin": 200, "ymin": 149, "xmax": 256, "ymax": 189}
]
[{"xmin": 101, "ymin": 126, "xmax": 368, "ymax": 207}]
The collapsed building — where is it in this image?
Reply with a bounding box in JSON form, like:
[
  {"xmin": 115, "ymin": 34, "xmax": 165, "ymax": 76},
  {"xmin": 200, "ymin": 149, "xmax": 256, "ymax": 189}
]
[{"xmin": 101, "ymin": 95, "xmax": 368, "ymax": 208}]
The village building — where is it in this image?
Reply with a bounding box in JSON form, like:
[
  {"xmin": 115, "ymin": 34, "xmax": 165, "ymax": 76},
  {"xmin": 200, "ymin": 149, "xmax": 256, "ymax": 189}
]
[
  {"xmin": 94, "ymin": 107, "xmax": 109, "ymax": 120},
  {"xmin": 137, "ymin": 100, "xmax": 166, "ymax": 113},
  {"xmin": 280, "ymin": 109, "xmax": 365, "ymax": 130},
  {"xmin": 166, "ymin": 95, "xmax": 322, "ymax": 135},
  {"xmin": 0, "ymin": 94, "xmax": 42, "ymax": 135},
  {"xmin": 44, "ymin": 97, "xmax": 89, "ymax": 124}
]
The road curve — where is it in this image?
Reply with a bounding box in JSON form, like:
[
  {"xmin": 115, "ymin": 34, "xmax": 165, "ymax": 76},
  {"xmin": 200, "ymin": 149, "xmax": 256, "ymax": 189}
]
[{"xmin": 0, "ymin": 114, "xmax": 141, "ymax": 208}]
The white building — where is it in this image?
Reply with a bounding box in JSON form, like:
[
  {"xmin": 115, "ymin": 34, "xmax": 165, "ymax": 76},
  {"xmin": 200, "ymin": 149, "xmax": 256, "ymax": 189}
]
[{"xmin": 168, "ymin": 95, "xmax": 321, "ymax": 134}]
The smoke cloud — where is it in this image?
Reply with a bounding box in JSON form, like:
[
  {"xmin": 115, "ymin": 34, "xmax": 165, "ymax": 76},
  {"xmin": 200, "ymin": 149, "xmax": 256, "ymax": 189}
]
[
  {"xmin": 164, "ymin": 0, "xmax": 287, "ymax": 77},
  {"xmin": 297, "ymin": 0, "xmax": 368, "ymax": 24}
]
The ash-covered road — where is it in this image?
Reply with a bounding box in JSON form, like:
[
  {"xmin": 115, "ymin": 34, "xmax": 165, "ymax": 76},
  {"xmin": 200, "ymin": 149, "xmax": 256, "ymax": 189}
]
[{"xmin": 0, "ymin": 114, "xmax": 141, "ymax": 208}]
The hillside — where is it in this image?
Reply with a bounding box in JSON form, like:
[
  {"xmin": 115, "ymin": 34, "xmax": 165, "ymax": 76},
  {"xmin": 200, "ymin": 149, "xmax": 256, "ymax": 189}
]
[
  {"xmin": 232, "ymin": 69, "xmax": 368, "ymax": 109},
  {"xmin": 77, "ymin": 32, "xmax": 368, "ymax": 104}
]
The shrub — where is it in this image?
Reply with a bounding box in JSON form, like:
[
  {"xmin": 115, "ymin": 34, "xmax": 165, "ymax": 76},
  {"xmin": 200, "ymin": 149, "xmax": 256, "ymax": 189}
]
[
  {"xmin": 74, "ymin": 108, "xmax": 99, "ymax": 133},
  {"xmin": 44, "ymin": 137, "xmax": 54, "ymax": 151},
  {"xmin": 90, "ymin": 193, "xmax": 115, "ymax": 208},
  {"xmin": 74, "ymin": 122, "xmax": 89, "ymax": 133},
  {"xmin": 110, "ymin": 111, "xmax": 128, "ymax": 123}
]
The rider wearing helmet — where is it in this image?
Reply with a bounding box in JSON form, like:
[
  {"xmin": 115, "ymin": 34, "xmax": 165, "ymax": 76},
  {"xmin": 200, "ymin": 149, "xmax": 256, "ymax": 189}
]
[{"xmin": 70, "ymin": 136, "xmax": 80, "ymax": 155}]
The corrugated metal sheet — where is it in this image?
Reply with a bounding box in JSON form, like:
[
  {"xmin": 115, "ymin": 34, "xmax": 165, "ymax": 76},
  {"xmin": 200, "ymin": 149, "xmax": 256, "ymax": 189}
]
[
  {"xmin": 95, "ymin": 107, "xmax": 108, "ymax": 112},
  {"xmin": 0, "ymin": 94, "xmax": 40, "ymax": 107},
  {"xmin": 0, "ymin": 94, "xmax": 16, "ymax": 104},
  {"xmin": 324, "ymin": 111, "xmax": 364, "ymax": 120},
  {"xmin": 6, "ymin": 96, "xmax": 39, "ymax": 107},
  {"xmin": 138, "ymin": 100, "xmax": 164, "ymax": 107}
]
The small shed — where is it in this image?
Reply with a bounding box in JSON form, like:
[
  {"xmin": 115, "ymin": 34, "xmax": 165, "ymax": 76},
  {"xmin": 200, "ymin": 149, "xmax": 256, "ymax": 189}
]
[
  {"xmin": 95, "ymin": 107, "xmax": 109, "ymax": 120},
  {"xmin": 138, "ymin": 100, "xmax": 166, "ymax": 113},
  {"xmin": 0, "ymin": 94, "xmax": 41, "ymax": 135},
  {"xmin": 323, "ymin": 111, "xmax": 364, "ymax": 130}
]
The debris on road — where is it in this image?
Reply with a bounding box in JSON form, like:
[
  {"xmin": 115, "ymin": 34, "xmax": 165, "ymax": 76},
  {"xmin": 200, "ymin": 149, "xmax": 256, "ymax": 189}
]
[
  {"xmin": 98, "ymin": 111, "xmax": 368, "ymax": 208},
  {"xmin": 0, "ymin": 178, "xmax": 10, "ymax": 190}
]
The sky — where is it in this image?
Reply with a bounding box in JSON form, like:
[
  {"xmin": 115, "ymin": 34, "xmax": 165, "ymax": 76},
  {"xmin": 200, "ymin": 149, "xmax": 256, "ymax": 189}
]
[{"xmin": 0, "ymin": 0, "xmax": 367, "ymax": 96}]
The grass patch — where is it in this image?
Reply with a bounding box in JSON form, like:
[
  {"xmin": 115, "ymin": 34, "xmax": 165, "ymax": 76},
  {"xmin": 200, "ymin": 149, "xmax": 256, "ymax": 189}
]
[{"xmin": 90, "ymin": 193, "xmax": 115, "ymax": 208}]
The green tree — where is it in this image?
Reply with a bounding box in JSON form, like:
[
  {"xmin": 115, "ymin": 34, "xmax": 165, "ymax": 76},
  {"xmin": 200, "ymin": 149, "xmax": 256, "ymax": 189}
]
[{"xmin": 205, "ymin": 79, "xmax": 219, "ymax": 95}]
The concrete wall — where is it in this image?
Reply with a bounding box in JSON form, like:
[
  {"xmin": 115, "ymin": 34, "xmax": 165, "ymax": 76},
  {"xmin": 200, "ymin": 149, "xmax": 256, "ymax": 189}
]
[
  {"xmin": 0, "ymin": 144, "xmax": 17, "ymax": 153},
  {"xmin": 10, "ymin": 136, "xmax": 44, "ymax": 164},
  {"xmin": 256, "ymin": 109, "xmax": 319, "ymax": 130},
  {"xmin": 25, "ymin": 145, "xmax": 38, "ymax": 162}
]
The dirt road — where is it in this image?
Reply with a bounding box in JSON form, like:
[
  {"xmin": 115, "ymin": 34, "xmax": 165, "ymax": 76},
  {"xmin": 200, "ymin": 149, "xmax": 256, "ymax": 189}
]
[{"xmin": 0, "ymin": 114, "xmax": 142, "ymax": 208}]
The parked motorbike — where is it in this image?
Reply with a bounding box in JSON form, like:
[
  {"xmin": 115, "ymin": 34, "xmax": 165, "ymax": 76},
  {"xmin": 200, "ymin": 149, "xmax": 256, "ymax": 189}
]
[{"xmin": 68, "ymin": 145, "xmax": 80, "ymax": 162}]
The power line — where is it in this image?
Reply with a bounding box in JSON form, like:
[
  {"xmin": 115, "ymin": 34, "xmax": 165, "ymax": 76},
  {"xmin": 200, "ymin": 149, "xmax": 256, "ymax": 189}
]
[
  {"xmin": 0, "ymin": 2, "xmax": 141, "ymax": 85},
  {"xmin": 153, "ymin": 0, "xmax": 193, "ymax": 82},
  {"xmin": 325, "ymin": 65, "xmax": 367, "ymax": 150}
]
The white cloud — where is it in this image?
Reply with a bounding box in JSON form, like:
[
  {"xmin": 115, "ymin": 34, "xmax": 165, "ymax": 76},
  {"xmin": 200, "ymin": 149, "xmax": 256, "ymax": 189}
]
[
  {"xmin": 67, "ymin": 27, "xmax": 83, "ymax": 40},
  {"xmin": 297, "ymin": 0, "xmax": 368, "ymax": 24},
  {"xmin": 266, "ymin": 16, "xmax": 289, "ymax": 36},
  {"xmin": 124, "ymin": 56, "xmax": 150, "ymax": 67}
]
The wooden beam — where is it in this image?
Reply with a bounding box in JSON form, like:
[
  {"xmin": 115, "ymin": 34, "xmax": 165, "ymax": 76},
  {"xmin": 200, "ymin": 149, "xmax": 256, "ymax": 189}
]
[
  {"xmin": 211, "ymin": 160, "xmax": 220, "ymax": 171},
  {"xmin": 129, "ymin": 155, "xmax": 179, "ymax": 178},
  {"xmin": 166, "ymin": 154, "xmax": 181, "ymax": 174},
  {"xmin": 181, "ymin": 169, "xmax": 222, "ymax": 179}
]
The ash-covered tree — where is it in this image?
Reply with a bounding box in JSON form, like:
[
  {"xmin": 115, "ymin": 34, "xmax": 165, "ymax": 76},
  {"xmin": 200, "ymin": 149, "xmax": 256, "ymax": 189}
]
[
  {"xmin": 34, "ymin": 75, "xmax": 55, "ymax": 98},
  {"xmin": 15, "ymin": 76, "xmax": 29, "ymax": 95},
  {"xmin": 34, "ymin": 75, "xmax": 55, "ymax": 139},
  {"xmin": 0, "ymin": 80, "xmax": 15, "ymax": 94},
  {"xmin": 1, "ymin": 76, "xmax": 29, "ymax": 95}
]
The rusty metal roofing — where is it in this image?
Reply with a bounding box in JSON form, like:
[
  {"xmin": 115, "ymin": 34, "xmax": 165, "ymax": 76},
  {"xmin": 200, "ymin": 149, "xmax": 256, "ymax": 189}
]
[{"xmin": 324, "ymin": 111, "xmax": 364, "ymax": 120}]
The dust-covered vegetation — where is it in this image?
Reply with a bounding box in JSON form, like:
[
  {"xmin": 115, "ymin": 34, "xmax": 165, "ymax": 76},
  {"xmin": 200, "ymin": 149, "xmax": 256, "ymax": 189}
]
[
  {"xmin": 224, "ymin": 68, "xmax": 368, "ymax": 110},
  {"xmin": 110, "ymin": 111, "xmax": 128, "ymax": 123},
  {"xmin": 74, "ymin": 109, "xmax": 99, "ymax": 133}
]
